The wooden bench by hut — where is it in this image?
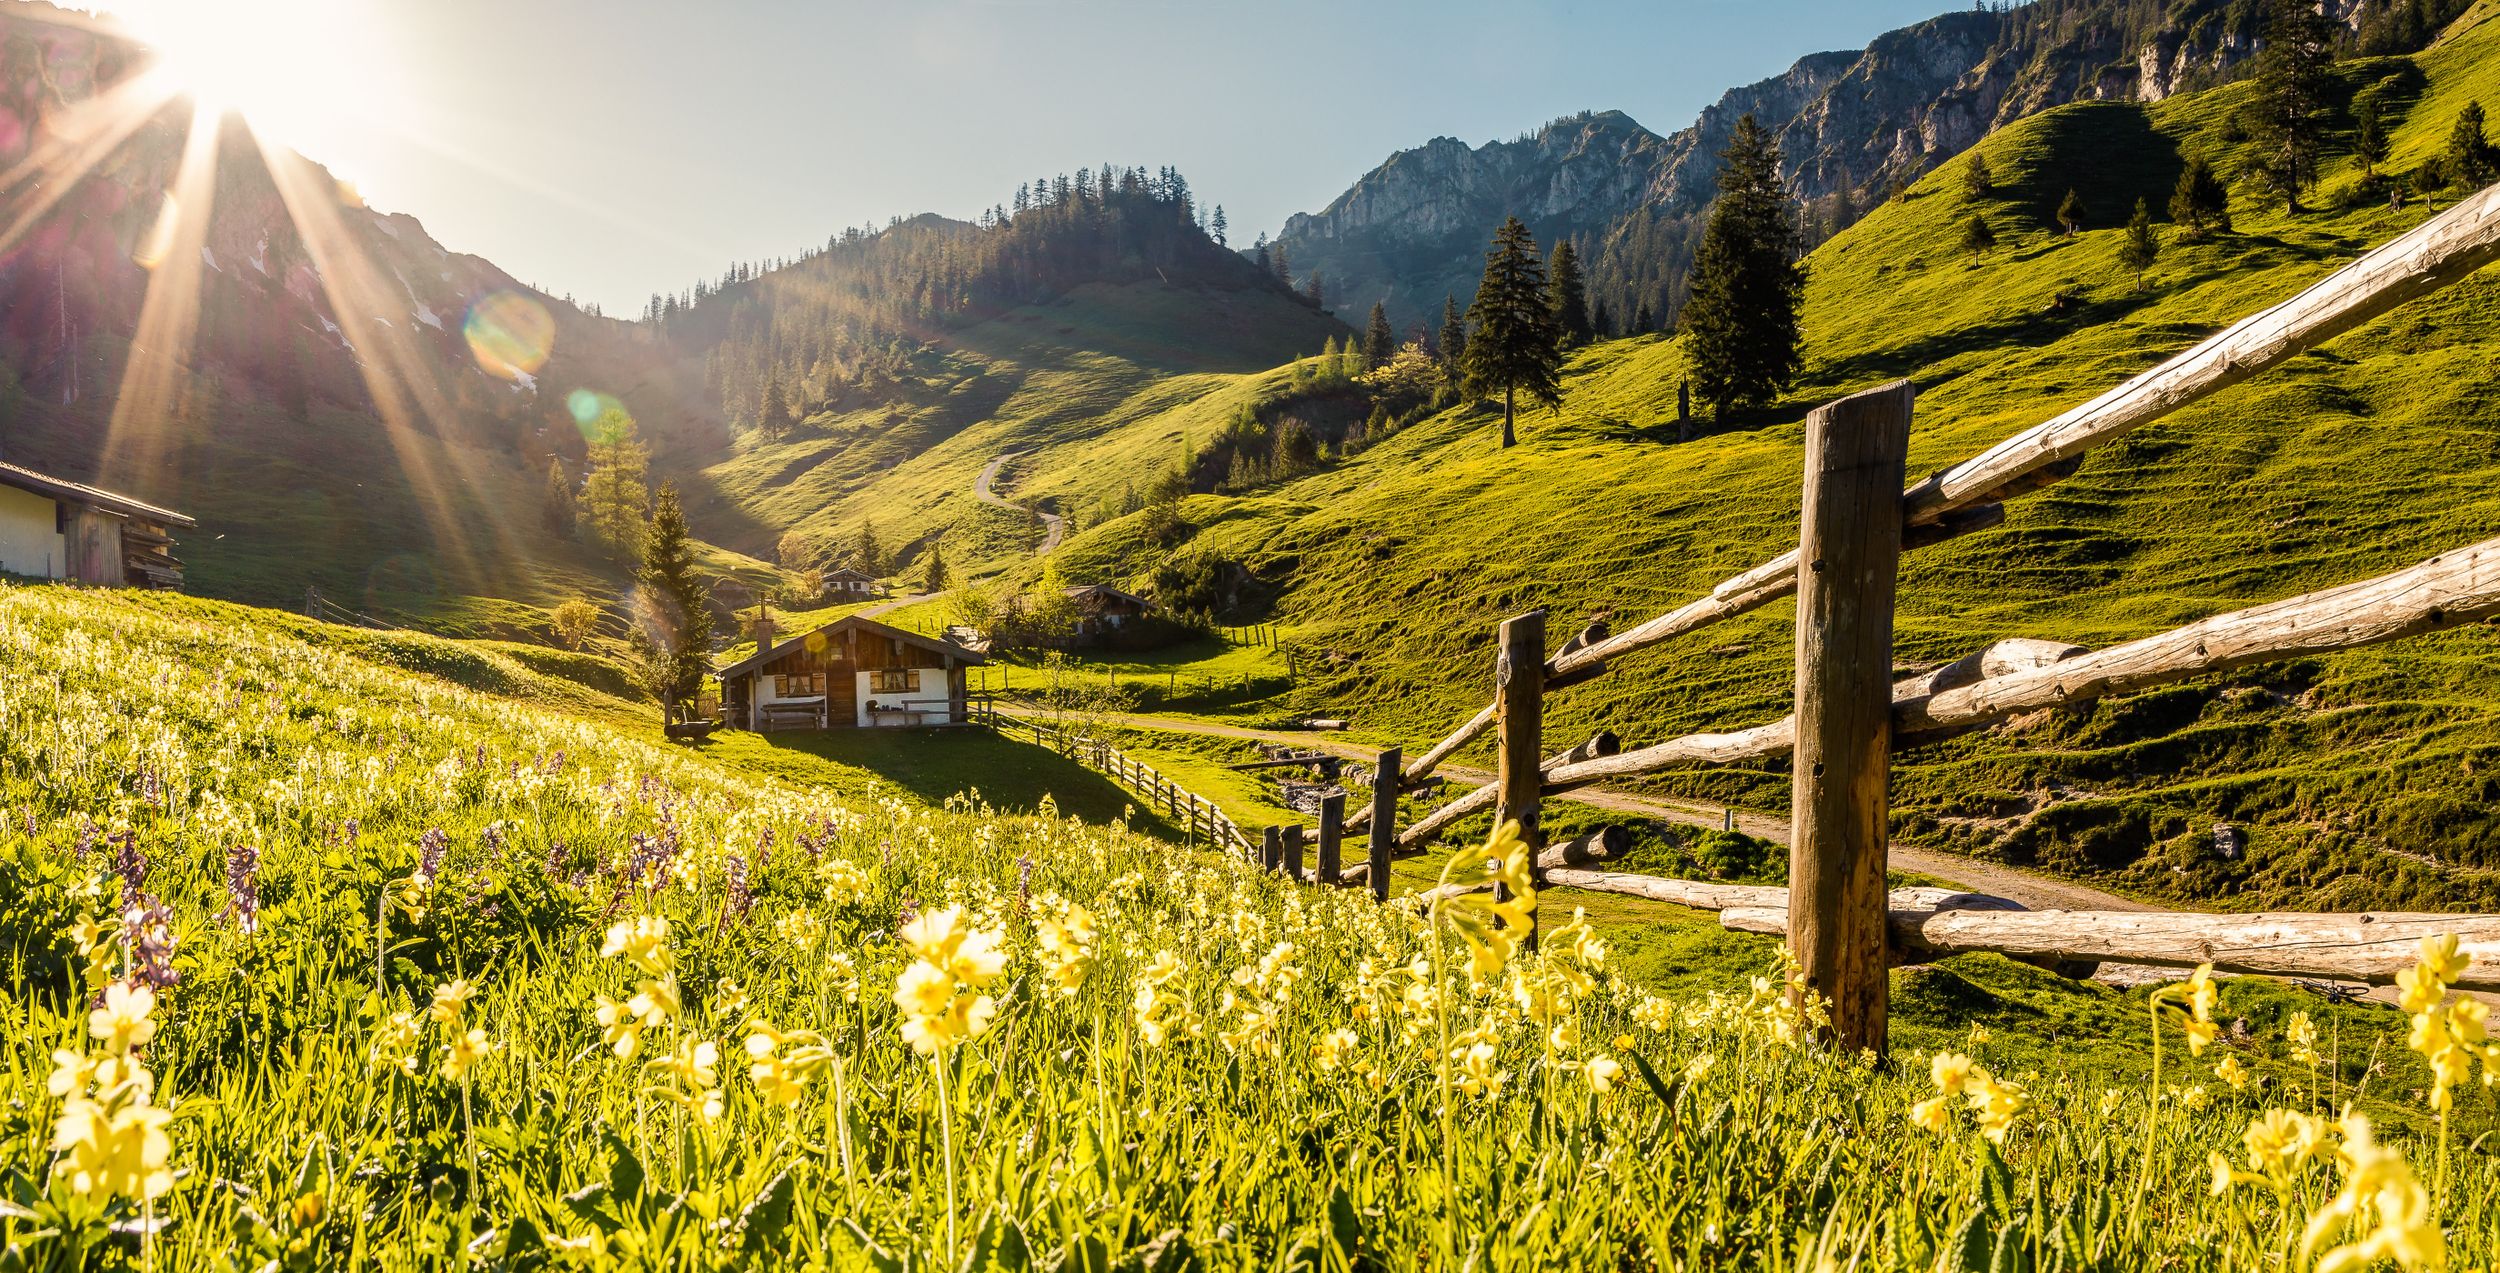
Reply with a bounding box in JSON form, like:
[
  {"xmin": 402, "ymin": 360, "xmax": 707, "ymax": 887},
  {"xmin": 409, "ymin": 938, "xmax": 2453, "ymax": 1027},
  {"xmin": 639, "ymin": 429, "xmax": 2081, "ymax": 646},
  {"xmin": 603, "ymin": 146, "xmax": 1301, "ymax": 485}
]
[{"xmin": 715, "ymin": 613, "xmax": 983, "ymax": 731}]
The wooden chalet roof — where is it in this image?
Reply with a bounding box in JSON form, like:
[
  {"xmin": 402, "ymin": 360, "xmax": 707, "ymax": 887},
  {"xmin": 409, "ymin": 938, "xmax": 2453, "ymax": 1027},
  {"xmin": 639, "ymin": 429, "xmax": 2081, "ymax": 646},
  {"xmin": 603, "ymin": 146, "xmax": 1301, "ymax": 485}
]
[
  {"xmin": 714, "ymin": 612, "xmax": 984, "ymax": 679},
  {"xmin": 1065, "ymin": 583, "xmax": 1151, "ymax": 610},
  {"xmin": 820, "ymin": 566, "xmax": 879, "ymax": 584},
  {"xmin": 0, "ymin": 461, "xmax": 196, "ymax": 527}
]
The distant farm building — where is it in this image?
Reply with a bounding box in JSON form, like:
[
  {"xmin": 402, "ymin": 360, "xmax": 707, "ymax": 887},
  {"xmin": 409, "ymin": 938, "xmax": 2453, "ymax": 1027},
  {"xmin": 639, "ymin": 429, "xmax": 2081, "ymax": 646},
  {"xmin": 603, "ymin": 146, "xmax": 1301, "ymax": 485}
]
[
  {"xmin": 715, "ymin": 613, "xmax": 982, "ymax": 731},
  {"xmin": 1065, "ymin": 583, "xmax": 1152, "ymax": 638},
  {"xmin": 820, "ymin": 566, "xmax": 883, "ymax": 601},
  {"xmin": 0, "ymin": 462, "xmax": 192, "ymax": 589}
]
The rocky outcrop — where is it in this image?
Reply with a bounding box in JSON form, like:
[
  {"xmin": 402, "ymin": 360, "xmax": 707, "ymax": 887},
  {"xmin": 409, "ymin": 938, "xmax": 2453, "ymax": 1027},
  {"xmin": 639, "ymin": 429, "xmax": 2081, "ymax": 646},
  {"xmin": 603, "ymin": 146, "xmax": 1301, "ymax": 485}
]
[{"xmin": 1272, "ymin": 0, "xmax": 2377, "ymax": 330}]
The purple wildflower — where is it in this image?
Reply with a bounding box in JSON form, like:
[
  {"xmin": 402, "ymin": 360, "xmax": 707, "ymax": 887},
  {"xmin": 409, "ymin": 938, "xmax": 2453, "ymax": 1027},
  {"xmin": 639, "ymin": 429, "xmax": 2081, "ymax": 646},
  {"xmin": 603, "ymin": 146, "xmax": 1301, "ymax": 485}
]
[
  {"xmin": 221, "ymin": 842, "xmax": 262, "ymax": 934},
  {"xmin": 415, "ymin": 828, "xmax": 450, "ymax": 881},
  {"xmin": 721, "ymin": 854, "xmax": 754, "ymax": 930},
  {"xmin": 108, "ymin": 831, "xmax": 146, "ymax": 905},
  {"xmin": 123, "ymin": 895, "xmax": 180, "ymax": 991}
]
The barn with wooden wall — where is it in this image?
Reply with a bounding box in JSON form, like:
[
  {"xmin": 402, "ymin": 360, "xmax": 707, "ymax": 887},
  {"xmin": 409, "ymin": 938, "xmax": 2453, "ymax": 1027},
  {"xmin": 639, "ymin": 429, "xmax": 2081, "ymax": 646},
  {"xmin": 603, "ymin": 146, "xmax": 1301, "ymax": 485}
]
[
  {"xmin": 715, "ymin": 613, "xmax": 982, "ymax": 730},
  {"xmin": 0, "ymin": 461, "xmax": 192, "ymax": 589}
]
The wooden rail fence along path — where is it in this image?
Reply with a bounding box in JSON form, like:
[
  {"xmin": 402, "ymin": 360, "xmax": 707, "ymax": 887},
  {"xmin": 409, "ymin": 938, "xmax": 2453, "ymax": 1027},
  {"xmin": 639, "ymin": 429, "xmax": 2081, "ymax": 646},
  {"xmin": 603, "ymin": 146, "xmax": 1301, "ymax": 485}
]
[
  {"xmin": 1336, "ymin": 184, "xmax": 2500, "ymax": 1051},
  {"xmin": 972, "ymin": 701, "xmax": 1257, "ymax": 858}
]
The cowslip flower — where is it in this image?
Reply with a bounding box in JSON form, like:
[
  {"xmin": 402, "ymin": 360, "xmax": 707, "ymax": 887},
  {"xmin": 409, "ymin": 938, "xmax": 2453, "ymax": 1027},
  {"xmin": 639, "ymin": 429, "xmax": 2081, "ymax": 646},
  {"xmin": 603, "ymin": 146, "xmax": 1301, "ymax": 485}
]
[
  {"xmin": 594, "ymin": 995, "xmax": 644, "ymax": 1060},
  {"xmin": 602, "ymin": 915, "xmax": 674, "ymax": 977},
  {"xmin": 1586, "ymin": 1054, "xmax": 1624, "ymax": 1095},
  {"xmin": 647, "ymin": 1037, "xmax": 723, "ymax": 1122},
  {"xmin": 744, "ymin": 1020, "xmax": 834, "ymax": 1107},
  {"xmin": 429, "ymin": 980, "xmax": 475, "ymax": 1029},
  {"xmin": 370, "ymin": 1011, "xmax": 423, "ymax": 1076},
  {"xmin": 1310, "ymin": 1029, "xmax": 1357, "ymax": 1071},
  {"xmin": 1434, "ymin": 821, "xmax": 1538, "ymax": 979},
  {"xmin": 88, "ymin": 983, "xmax": 157, "ymax": 1056},
  {"xmin": 1034, "ymin": 903, "xmax": 1099, "ymax": 997},
  {"xmin": 628, "ymin": 977, "xmax": 683, "ymax": 1030},
  {"xmin": 2301, "ymin": 1115, "xmax": 2443, "ymax": 1273},
  {"xmin": 52, "ymin": 1096, "xmax": 174, "ymax": 1204},
  {"xmin": 441, "ymin": 1027, "xmax": 496, "ymax": 1082}
]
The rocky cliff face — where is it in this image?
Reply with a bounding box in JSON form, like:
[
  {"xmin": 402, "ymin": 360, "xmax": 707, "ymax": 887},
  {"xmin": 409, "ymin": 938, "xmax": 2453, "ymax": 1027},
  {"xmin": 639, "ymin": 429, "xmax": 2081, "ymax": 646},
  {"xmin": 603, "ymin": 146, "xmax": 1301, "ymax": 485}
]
[{"xmin": 1274, "ymin": 0, "xmax": 2378, "ymax": 331}]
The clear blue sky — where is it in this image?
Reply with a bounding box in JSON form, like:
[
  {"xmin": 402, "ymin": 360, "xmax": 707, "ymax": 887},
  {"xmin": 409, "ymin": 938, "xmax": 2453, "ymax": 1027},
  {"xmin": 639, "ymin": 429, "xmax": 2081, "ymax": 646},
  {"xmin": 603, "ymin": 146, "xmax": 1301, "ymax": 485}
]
[{"xmin": 146, "ymin": 0, "xmax": 1964, "ymax": 314}]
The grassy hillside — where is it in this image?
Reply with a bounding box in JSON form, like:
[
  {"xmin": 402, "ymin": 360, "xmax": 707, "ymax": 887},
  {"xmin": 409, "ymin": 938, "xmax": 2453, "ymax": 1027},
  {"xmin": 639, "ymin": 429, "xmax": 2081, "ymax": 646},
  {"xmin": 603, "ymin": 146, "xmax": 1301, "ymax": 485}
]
[
  {"xmin": 692, "ymin": 279, "xmax": 1345, "ymax": 584},
  {"xmin": 1025, "ymin": 16, "xmax": 2500, "ymax": 913},
  {"xmin": 3, "ymin": 579, "xmax": 2493, "ymax": 1268}
]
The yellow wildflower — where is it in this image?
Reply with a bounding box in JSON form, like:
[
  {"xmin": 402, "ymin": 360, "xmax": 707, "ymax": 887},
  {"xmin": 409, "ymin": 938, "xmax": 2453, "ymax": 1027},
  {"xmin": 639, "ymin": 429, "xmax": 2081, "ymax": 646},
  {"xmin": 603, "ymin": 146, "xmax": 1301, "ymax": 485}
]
[
  {"xmin": 51, "ymin": 1096, "xmax": 174, "ymax": 1204},
  {"xmin": 601, "ymin": 915, "xmax": 673, "ymax": 977},
  {"xmin": 440, "ymin": 1027, "xmax": 495, "ymax": 1082},
  {"xmin": 594, "ymin": 994, "xmax": 643, "ymax": 1060},
  {"xmin": 429, "ymin": 979, "xmax": 474, "ymax": 1029},
  {"xmin": 88, "ymin": 983, "xmax": 157, "ymax": 1056},
  {"xmin": 1585, "ymin": 1054, "xmax": 1623, "ymax": 1095}
]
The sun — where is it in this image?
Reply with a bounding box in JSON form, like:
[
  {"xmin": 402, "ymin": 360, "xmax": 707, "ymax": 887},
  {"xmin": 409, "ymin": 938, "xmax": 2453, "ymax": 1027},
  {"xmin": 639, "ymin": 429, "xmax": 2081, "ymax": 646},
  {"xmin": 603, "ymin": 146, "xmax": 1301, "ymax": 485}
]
[{"xmin": 108, "ymin": 0, "xmax": 399, "ymax": 168}]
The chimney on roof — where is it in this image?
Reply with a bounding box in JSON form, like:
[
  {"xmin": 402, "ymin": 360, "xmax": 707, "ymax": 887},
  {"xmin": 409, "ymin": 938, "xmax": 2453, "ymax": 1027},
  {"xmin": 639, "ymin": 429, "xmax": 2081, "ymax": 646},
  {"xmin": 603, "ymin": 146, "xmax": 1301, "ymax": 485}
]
[{"xmin": 751, "ymin": 593, "xmax": 777, "ymax": 653}]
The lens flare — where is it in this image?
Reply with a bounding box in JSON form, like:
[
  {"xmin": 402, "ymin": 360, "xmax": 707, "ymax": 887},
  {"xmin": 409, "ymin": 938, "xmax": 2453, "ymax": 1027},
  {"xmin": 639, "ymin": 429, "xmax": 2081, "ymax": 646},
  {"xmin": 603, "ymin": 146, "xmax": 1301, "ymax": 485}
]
[
  {"xmin": 464, "ymin": 291, "xmax": 555, "ymax": 382},
  {"xmin": 566, "ymin": 388, "xmax": 634, "ymax": 443}
]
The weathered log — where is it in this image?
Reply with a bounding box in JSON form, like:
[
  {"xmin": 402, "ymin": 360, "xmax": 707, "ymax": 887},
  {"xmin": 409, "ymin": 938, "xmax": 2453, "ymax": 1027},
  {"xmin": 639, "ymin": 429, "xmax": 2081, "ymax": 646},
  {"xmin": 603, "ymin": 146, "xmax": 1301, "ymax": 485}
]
[
  {"xmin": 1536, "ymin": 826, "xmax": 1630, "ymax": 871},
  {"xmin": 1346, "ymin": 728, "xmax": 1614, "ymax": 832},
  {"xmin": 1727, "ymin": 905, "xmax": 2500, "ymax": 991},
  {"xmin": 1402, "ymin": 185, "xmax": 2500, "ymax": 780},
  {"xmin": 1537, "ymin": 871, "xmax": 1790, "ymax": 910},
  {"xmin": 1392, "ymin": 621, "xmax": 1612, "ymax": 788},
  {"xmin": 1367, "ymin": 746, "xmax": 1399, "ymax": 903},
  {"xmin": 1226, "ymin": 754, "xmax": 1338, "ymax": 771},
  {"xmin": 1791, "ymin": 381, "xmax": 1912, "ymax": 1052}
]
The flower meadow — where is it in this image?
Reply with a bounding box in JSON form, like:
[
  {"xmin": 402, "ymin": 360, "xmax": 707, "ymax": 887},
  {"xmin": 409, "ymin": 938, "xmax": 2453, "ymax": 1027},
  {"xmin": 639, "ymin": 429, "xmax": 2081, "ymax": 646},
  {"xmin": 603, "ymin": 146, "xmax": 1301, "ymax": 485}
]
[{"xmin": 3, "ymin": 584, "xmax": 2500, "ymax": 1271}]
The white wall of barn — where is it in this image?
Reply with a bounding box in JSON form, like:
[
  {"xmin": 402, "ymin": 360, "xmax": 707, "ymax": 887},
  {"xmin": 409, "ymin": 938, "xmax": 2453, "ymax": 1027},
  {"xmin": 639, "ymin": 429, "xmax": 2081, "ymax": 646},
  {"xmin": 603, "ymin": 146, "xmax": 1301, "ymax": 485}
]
[
  {"xmin": 857, "ymin": 667, "xmax": 950, "ymax": 725},
  {"xmin": 0, "ymin": 485, "xmax": 64, "ymax": 579}
]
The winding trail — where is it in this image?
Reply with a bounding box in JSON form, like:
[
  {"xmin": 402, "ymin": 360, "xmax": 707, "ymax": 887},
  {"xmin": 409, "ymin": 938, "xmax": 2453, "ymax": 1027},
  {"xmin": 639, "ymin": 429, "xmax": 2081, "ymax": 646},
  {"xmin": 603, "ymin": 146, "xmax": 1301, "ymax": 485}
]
[{"xmin": 977, "ymin": 452, "xmax": 1065, "ymax": 554}]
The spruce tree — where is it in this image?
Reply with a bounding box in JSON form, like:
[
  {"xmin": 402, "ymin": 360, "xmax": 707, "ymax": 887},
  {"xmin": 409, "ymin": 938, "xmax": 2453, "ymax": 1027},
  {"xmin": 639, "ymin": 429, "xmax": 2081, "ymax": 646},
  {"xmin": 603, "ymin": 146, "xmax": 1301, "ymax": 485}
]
[
  {"xmin": 2056, "ymin": 188, "xmax": 2088, "ymax": 235},
  {"xmin": 1438, "ymin": 294, "xmax": 1468, "ymax": 370},
  {"xmin": 923, "ymin": 546, "xmax": 949, "ymax": 594},
  {"xmin": 636, "ymin": 482, "xmax": 714, "ymax": 722},
  {"xmin": 1303, "ymin": 272, "xmax": 1326, "ymax": 310},
  {"xmin": 760, "ymin": 373, "xmax": 794, "ymax": 440},
  {"xmin": 543, "ymin": 457, "xmax": 575, "ymax": 535},
  {"xmin": 1461, "ymin": 216, "xmax": 1563, "ymax": 449},
  {"xmin": 1592, "ymin": 297, "xmax": 1613, "ymax": 339},
  {"xmin": 1682, "ymin": 114, "xmax": 1805, "ymax": 419},
  {"xmin": 1962, "ymin": 152, "xmax": 1995, "ymax": 198},
  {"xmin": 852, "ymin": 520, "xmax": 883, "ymax": 576},
  {"xmin": 2448, "ymin": 101, "xmax": 2496, "ymax": 187},
  {"xmin": 2120, "ymin": 198, "xmax": 2162, "ymax": 290},
  {"xmin": 1362, "ymin": 302, "xmax": 1395, "ymax": 370},
  {"xmin": 1548, "ymin": 238, "xmax": 1592, "ymax": 347},
  {"xmin": 2250, "ymin": 0, "xmax": 2336, "ymax": 211},
  {"xmin": 580, "ymin": 409, "xmax": 650, "ymax": 560},
  {"xmin": 2357, "ymin": 102, "xmax": 2390, "ymax": 175},
  {"xmin": 1961, "ymin": 213, "xmax": 1998, "ymax": 258},
  {"xmin": 1633, "ymin": 299, "xmax": 1656, "ymax": 334},
  {"xmin": 2169, "ymin": 157, "xmax": 2233, "ymax": 239}
]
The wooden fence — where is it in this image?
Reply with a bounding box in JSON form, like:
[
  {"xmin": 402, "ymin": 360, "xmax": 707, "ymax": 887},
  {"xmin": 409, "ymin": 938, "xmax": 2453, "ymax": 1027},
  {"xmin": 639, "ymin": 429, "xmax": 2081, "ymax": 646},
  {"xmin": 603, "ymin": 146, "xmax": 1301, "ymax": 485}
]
[
  {"xmin": 971, "ymin": 700, "xmax": 1259, "ymax": 858},
  {"xmin": 1340, "ymin": 183, "xmax": 2500, "ymax": 1051}
]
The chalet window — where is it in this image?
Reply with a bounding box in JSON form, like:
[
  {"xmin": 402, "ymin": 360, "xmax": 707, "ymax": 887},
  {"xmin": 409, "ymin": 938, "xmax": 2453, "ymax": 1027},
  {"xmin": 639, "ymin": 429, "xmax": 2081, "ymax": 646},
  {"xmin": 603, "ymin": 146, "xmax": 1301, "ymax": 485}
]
[
  {"xmin": 871, "ymin": 669, "xmax": 913, "ymax": 694},
  {"xmin": 774, "ymin": 672, "xmax": 825, "ymax": 698}
]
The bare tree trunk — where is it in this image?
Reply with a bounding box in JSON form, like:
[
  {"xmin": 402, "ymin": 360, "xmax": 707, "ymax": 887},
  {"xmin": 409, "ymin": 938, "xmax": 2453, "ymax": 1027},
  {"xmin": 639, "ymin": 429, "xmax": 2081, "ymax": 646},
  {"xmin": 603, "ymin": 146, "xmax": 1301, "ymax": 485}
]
[{"xmin": 1501, "ymin": 385, "xmax": 1517, "ymax": 448}]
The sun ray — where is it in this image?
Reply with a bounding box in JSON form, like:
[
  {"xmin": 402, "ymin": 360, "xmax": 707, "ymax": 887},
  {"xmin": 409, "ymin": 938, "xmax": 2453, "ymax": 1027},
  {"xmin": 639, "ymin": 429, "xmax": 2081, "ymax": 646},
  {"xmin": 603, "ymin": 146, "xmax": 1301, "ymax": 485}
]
[
  {"xmin": 100, "ymin": 98, "xmax": 222, "ymax": 491},
  {"xmin": 0, "ymin": 66, "xmax": 180, "ymax": 257},
  {"xmin": 251, "ymin": 131, "xmax": 525, "ymax": 594}
]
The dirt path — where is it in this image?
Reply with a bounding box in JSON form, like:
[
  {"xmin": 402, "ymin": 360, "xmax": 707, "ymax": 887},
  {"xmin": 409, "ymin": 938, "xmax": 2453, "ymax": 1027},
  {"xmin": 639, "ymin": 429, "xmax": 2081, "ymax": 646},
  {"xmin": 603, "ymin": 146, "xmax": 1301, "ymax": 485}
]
[
  {"xmin": 860, "ymin": 591, "xmax": 934, "ymax": 620},
  {"xmin": 977, "ymin": 453, "xmax": 1065, "ymax": 554}
]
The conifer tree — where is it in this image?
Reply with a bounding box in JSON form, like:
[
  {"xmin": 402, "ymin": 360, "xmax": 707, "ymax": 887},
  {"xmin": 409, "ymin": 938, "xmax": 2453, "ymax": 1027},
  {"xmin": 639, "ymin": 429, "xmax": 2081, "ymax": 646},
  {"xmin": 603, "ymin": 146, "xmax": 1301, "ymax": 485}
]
[
  {"xmin": 1682, "ymin": 114, "xmax": 1804, "ymax": 419},
  {"xmin": 2056, "ymin": 189, "xmax": 2088, "ymax": 235},
  {"xmin": 1461, "ymin": 216, "xmax": 1563, "ymax": 449},
  {"xmin": 1548, "ymin": 239, "xmax": 1592, "ymax": 347},
  {"xmin": 1963, "ymin": 152, "xmax": 1995, "ymax": 198},
  {"xmin": 1960, "ymin": 213, "xmax": 1998, "ymax": 258},
  {"xmin": 543, "ymin": 457, "xmax": 575, "ymax": 535},
  {"xmin": 2250, "ymin": 0, "xmax": 2336, "ymax": 211},
  {"xmin": 923, "ymin": 546, "xmax": 949, "ymax": 594},
  {"xmin": 635, "ymin": 481, "xmax": 714, "ymax": 722},
  {"xmin": 1633, "ymin": 299, "xmax": 1656, "ymax": 334},
  {"xmin": 1211, "ymin": 205, "xmax": 1228, "ymax": 247},
  {"xmin": 2448, "ymin": 101, "xmax": 2497, "ymax": 187},
  {"xmin": 1303, "ymin": 272, "xmax": 1326, "ymax": 310},
  {"xmin": 2169, "ymin": 157, "xmax": 2233, "ymax": 239},
  {"xmin": 2120, "ymin": 198, "xmax": 2162, "ymax": 290},
  {"xmin": 580, "ymin": 409, "xmax": 651, "ymax": 561},
  {"xmin": 851, "ymin": 521, "xmax": 883, "ymax": 576},
  {"xmin": 760, "ymin": 373, "xmax": 794, "ymax": 440},
  {"xmin": 1362, "ymin": 302, "xmax": 1395, "ymax": 370},
  {"xmin": 1438, "ymin": 294, "xmax": 1467, "ymax": 370},
  {"xmin": 1592, "ymin": 297, "xmax": 1613, "ymax": 339},
  {"xmin": 2357, "ymin": 101, "xmax": 2390, "ymax": 175}
]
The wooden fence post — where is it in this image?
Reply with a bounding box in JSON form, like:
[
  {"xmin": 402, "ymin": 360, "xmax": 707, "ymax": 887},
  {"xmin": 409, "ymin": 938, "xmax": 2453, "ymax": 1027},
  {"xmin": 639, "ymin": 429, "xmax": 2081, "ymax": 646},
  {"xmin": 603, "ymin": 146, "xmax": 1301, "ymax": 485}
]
[
  {"xmin": 1282, "ymin": 825, "xmax": 1305, "ymax": 880},
  {"xmin": 1261, "ymin": 826, "xmax": 1281, "ymax": 872},
  {"xmin": 1317, "ymin": 795, "xmax": 1344, "ymax": 884},
  {"xmin": 1496, "ymin": 610, "xmax": 1546, "ymax": 951},
  {"xmin": 1791, "ymin": 380, "xmax": 1914, "ymax": 1057},
  {"xmin": 1369, "ymin": 746, "xmax": 1399, "ymax": 902}
]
